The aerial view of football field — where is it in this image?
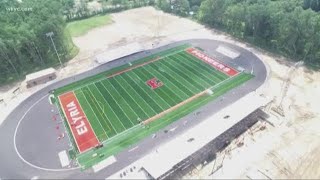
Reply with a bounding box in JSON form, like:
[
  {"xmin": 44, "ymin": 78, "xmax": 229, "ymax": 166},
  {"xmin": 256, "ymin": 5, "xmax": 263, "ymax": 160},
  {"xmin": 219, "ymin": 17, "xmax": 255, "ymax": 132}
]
[
  {"xmin": 4, "ymin": 0, "xmax": 320, "ymax": 178},
  {"xmin": 3, "ymin": 0, "xmax": 320, "ymax": 178},
  {"xmin": 52, "ymin": 44, "xmax": 254, "ymax": 169}
]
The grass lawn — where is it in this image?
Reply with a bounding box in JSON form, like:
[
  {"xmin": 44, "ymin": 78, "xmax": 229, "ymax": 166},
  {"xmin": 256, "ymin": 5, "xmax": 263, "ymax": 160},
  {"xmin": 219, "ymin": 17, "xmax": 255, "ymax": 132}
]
[{"xmin": 66, "ymin": 15, "xmax": 113, "ymax": 37}]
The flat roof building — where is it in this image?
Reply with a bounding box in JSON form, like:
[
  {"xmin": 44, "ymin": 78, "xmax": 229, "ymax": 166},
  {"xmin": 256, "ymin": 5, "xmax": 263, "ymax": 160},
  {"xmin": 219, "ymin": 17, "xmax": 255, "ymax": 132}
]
[{"xmin": 26, "ymin": 68, "xmax": 56, "ymax": 88}]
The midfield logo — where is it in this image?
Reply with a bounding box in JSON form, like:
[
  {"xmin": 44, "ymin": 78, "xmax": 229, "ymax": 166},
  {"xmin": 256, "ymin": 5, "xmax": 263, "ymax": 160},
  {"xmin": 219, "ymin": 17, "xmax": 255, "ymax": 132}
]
[{"xmin": 146, "ymin": 78, "xmax": 163, "ymax": 89}]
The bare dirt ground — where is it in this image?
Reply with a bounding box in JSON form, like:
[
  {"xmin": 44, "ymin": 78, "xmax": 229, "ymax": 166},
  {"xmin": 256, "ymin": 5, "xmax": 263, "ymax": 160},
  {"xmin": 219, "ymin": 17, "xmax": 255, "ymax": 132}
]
[{"xmin": 1, "ymin": 6, "xmax": 319, "ymax": 179}]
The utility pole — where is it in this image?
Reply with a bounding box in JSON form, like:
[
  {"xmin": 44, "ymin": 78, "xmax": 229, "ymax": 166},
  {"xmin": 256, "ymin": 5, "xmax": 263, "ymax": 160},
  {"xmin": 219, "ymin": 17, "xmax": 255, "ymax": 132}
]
[{"xmin": 46, "ymin": 32, "xmax": 63, "ymax": 68}]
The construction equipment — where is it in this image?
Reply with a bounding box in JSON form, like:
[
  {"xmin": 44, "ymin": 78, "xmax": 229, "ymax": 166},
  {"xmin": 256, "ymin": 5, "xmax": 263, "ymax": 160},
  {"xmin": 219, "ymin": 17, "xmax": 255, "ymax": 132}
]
[{"xmin": 272, "ymin": 61, "xmax": 303, "ymax": 116}]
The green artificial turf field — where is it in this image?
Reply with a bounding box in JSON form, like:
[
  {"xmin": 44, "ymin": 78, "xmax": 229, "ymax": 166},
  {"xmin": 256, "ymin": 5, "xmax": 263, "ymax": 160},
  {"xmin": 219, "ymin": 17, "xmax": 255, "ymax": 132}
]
[{"xmin": 53, "ymin": 44, "xmax": 254, "ymax": 169}]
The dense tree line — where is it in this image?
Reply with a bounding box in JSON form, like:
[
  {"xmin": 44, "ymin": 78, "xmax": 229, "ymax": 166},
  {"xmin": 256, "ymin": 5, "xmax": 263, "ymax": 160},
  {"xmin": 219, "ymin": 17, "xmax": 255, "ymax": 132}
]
[
  {"xmin": 156, "ymin": 0, "xmax": 195, "ymax": 16},
  {"xmin": 197, "ymin": 0, "xmax": 320, "ymax": 67},
  {"xmin": 64, "ymin": 0, "xmax": 153, "ymax": 21},
  {"xmin": 0, "ymin": 0, "xmax": 77, "ymax": 84},
  {"xmin": 303, "ymin": 0, "xmax": 320, "ymax": 11},
  {"xmin": 0, "ymin": 0, "xmax": 153, "ymax": 85},
  {"xmin": 156, "ymin": 0, "xmax": 320, "ymax": 68},
  {"xmin": 1, "ymin": 0, "xmax": 319, "ymax": 86}
]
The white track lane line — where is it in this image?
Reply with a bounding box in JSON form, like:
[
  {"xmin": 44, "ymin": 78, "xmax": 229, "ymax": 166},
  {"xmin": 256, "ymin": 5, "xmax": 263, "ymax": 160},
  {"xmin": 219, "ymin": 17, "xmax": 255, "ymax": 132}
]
[{"xmin": 14, "ymin": 94, "xmax": 80, "ymax": 171}]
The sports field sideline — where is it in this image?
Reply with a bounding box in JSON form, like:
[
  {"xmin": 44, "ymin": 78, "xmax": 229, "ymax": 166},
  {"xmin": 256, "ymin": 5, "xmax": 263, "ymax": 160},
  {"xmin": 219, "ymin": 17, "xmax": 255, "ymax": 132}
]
[{"xmin": 53, "ymin": 44, "xmax": 253, "ymax": 168}]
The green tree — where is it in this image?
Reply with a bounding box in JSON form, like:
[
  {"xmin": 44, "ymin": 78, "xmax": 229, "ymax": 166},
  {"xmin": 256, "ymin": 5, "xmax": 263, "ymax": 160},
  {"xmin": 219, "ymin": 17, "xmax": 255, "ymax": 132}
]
[
  {"xmin": 224, "ymin": 3, "xmax": 246, "ymax": 37},
  {"xmin": 189, "ymin": 0, "xmax": 202, "ymax": 6},
  {"xmin": 303, "ymin": 0, "xmax": 320, "ymax": 12},
  {"xmin": 310, "ymin": 0, "xmax": 320, "ymax": 11},
  {"xmin": 157, "ymin": 0, "xmax": 172, "ymax": 12},
  {"xmin": 198, "ymin": 0, "xmax": 229, "ymax": 26},
  {"xmin": 172, "ymin": 0, "xmax": 190, "ymax": 16},
  {"xmin": 0, "ymin": 0, "xmax": 77, "ymax": 85},
  {"xmin": 61, "ymin": 0, "xmax": 75, "ymax": 20},
  {"xmin": 197, "ymin": 0, "xmax": 320, "ymax": 67}
]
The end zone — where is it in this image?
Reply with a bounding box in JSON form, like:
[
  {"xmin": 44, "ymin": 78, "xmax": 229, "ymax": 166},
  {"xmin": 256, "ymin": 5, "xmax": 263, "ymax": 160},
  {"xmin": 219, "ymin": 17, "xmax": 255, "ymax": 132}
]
[
  {"xmin": 58, "ymin": 92, "xmax": 100, "ymax": 153},
  {"xmin": 186, "ymin": 48, "xmax": 238, "ymax": 76}
]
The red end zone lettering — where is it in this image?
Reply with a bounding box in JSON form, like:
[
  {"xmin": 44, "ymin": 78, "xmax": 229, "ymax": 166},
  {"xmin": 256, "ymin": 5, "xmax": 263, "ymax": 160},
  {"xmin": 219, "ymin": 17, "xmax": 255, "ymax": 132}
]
[
  {"xmin": 59, "ymin": 92, "xmax": 99, "ymax": 153},
  {"xmin": 186, "ymin": 48, "xmax": 238, "ymax": 76}
]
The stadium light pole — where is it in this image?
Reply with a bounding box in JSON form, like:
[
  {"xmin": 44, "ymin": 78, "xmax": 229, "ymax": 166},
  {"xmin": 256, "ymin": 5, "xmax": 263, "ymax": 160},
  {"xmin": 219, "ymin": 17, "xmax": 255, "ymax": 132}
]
[{"xmin": 46, "ymin": 32, "xmax": 63, "ymax": 68}]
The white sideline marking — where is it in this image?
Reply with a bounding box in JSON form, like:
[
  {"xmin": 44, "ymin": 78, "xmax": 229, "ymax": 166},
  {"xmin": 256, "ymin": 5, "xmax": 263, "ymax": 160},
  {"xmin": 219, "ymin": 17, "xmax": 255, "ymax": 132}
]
[
  {"xmin": 58, "ymin": 150, "xmax": 70, "ymax": 167},
  {"xmin": 92, "ymin": 156, "xmax": 117, "ymax": 173},
  {"xmin": 128, "ymin": 146, "xmax": 139, "ymax": 152},
  {"xmin": 31, "ymin": 176, "xmax": 39, "ymax": 180}
]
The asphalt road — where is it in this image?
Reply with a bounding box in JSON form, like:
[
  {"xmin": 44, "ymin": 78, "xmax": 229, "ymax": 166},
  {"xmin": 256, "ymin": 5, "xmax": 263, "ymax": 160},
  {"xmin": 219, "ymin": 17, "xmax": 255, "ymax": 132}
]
[{"xmin": 0, "ymin": 39, "xmax": 267, "ymax": 179}]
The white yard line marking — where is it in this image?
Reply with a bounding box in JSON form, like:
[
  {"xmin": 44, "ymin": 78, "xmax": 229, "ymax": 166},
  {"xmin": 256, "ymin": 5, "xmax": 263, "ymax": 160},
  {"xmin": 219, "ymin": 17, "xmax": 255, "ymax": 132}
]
[
  {"xmin": 165, "ymin": 57, "xmax": 209, "ymax": 89},
  {"xmin": 58, "ymin": 49, "xmax": 187, "ymax": 98},
  {"xmin": 102, "ymin": 124, "xmax": 141, "ymax": 146},
  {"xmin": 103, "ymin": 80, "xmax": 138, "ymax": 126},
  {"xmin": 208, "ymin": 72, "xmax": 241, "ymax": 90},
  {"xmin": 76, "ymin": 124, "xmax": 142, "ymax": 160},
  {"xmin": 106, "ymin": 49, "xmax": 187, "ymax": 79},
  {"xmin": 143, "ymin": 66, "xmax": 187, "ymax": 100},
  {"xmin": 130, "ymin": 71, "xmax": 170, "ymax": 110},
  {"xmin": 118, "ymin": 75, "xmax": 157, "ymax": 115},
  {"xmin": 175, "ymin": 53, "xmax": 221, "ymax": 84},
  {"xmin": 89, "ymin": 85, "xmax": 122, "ymax": 133},
  {"xmin": 78, "ymin": 90, "xmax": 110, "ymax": 138},
  {"xmin": 155, "ymin": 60, "xmax": 199, "ymax": 94},
  {"xmin": 125, "ymin": 72, "xmax": 167, "ymax": 111},
  {"xmin": 114, "ymin": 76, "xmax": 151, "ymax": 118},
  {"xmin": 140, "ymin": 67, "xmax": 183, "ymax": 103},
  {"xmin": 167, "ymin": 56, "xmax": 212, "ymax": 87},
  {"xmin": 71, "ymin": 91, "xmax": 101, "ymax": 146},
  {"xmin": 146, "ymin": 64, "xmax": 192, "ymax": 98},
  {"xmin": 87, "ymin": 87, "xmax": 118, "ymax": 133},
  {"xmin": 99, "ymin": 81, "xmax": 134, "ymax": 128},
  {"xmin": 132, "ymin": 69, "xmax": 176, "ymax": 106},
  {"xmin": 143, "ymin": 91, "xmax": 206, "ymax": 125},
  {"xmin": 155, "ymin": 85, "xmax": 179, "ymax": 105},
  {"xmin": 179, "ymin": 52, "xmax": 228, "ymax": 80}
]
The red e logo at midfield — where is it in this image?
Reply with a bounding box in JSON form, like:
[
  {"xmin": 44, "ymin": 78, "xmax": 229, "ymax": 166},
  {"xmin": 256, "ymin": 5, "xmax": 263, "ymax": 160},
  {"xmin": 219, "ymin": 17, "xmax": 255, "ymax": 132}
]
[{"xmin": 146, "ymin": 78, "xmax": 163, "ymax": 89}]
